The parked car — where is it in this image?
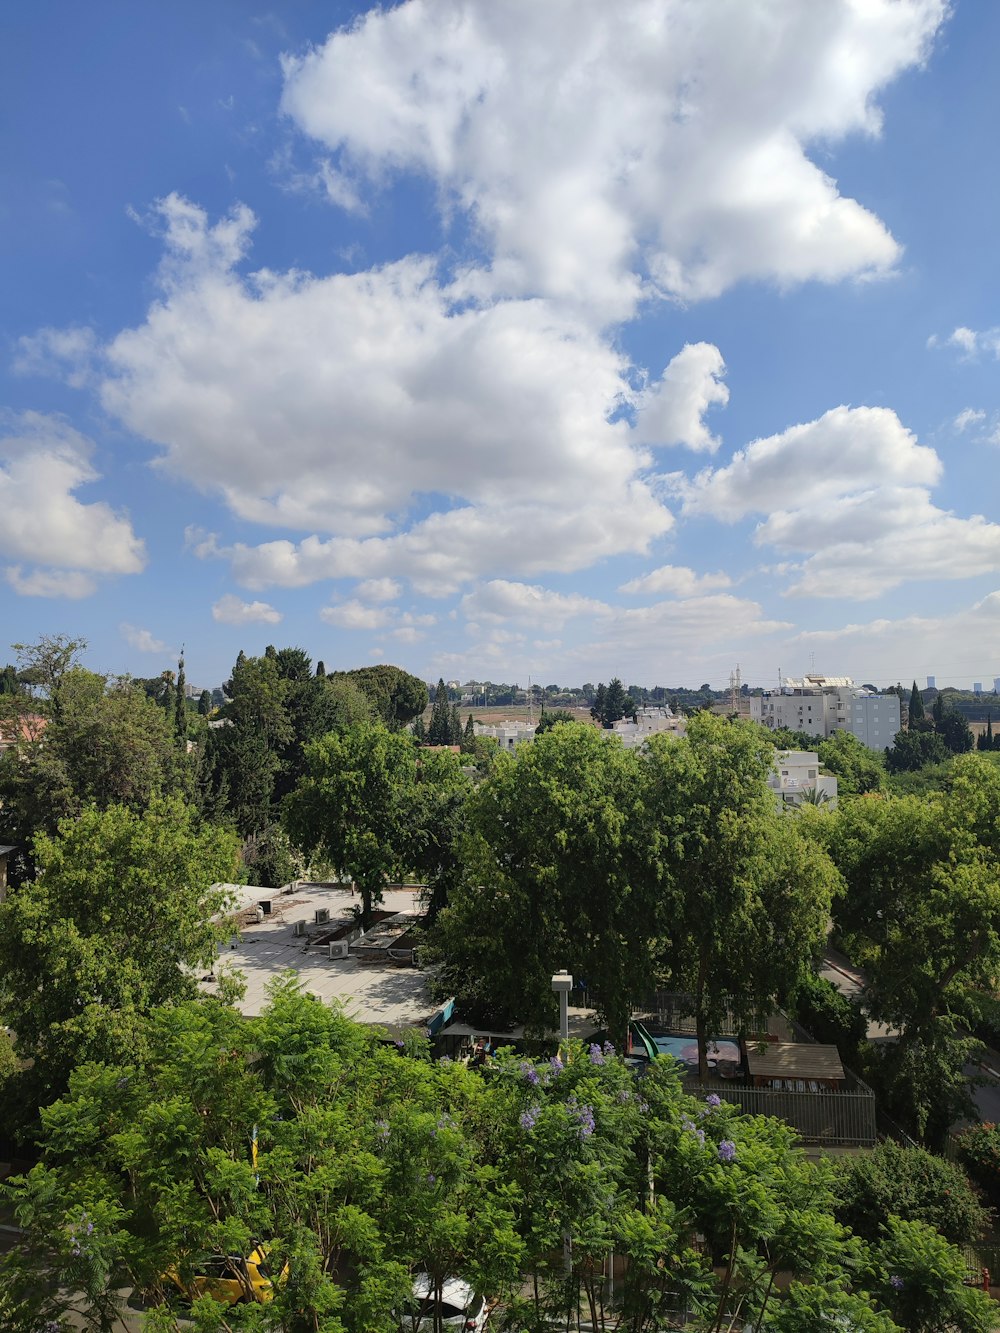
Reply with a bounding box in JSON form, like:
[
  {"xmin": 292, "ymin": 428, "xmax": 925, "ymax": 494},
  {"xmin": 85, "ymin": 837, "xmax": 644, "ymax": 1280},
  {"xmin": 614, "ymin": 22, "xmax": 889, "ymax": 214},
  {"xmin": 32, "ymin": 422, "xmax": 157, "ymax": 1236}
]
[
  {"xmin": 165, "ymin": 1246, "xmax": 284, "ymax": 1305},
  {"xmin": 403, "ymin": 1273, "xmax": 489, "ymax": 1332}
]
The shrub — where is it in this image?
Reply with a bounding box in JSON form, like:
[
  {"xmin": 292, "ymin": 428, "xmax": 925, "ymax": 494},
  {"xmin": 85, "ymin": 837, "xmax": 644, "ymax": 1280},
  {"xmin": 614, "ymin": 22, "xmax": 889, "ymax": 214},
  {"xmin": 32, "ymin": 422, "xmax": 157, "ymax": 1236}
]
[
  {"xmin": 790, "ymin": 971, "xmax": 866, "ymax": 1066},
  {"xmin": 956, "ymin": 1121, "xmax": 1000, "ymax": 1209},
  {"xmin": 834, "ymin": 1138, "xmax": 991, "ymax": 1246}
]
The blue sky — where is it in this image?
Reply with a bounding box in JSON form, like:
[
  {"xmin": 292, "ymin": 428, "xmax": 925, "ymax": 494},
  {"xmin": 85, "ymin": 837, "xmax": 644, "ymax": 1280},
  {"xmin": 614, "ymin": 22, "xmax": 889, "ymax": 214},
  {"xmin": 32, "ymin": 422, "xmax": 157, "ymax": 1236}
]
[{"xmin": 4, "ymin": 0, "xmax": 1000, "ymax": 691}]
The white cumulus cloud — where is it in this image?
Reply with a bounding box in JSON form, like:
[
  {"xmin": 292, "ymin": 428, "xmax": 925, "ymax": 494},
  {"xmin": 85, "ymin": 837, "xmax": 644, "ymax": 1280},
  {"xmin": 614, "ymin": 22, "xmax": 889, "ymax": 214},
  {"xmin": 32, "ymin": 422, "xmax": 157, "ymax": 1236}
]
[
  {"xmin": 632, "ymin": 343, "xmax": 729, "ymax": 453},
  {"xmin": 320, "ymin": 599, "xmax": 392, "ymax": 630},
  {"xmin": 211, "ymin": 593, "xmax": 283, "ymax": 625},
  {"xmin": 282, "ymin": 0, "xmax": 943, "ymax": 312},
  {"xmin": 619, "ymin": 565, "xmax": 733, "ymax": 596},
  {"xmin": 5, "ymin": 567, "xmax": 96, "ymax": 599},
  {"xmin": 0, "ymin": 412, "xmax": 145, "ymax": 597},
  {"xmin": 121, "ymin": 623, "xmax": 171, "ymax": 654},
  {"xmin": 683, "ymin": 406, "xmax": 1000, "ymax": 599}
]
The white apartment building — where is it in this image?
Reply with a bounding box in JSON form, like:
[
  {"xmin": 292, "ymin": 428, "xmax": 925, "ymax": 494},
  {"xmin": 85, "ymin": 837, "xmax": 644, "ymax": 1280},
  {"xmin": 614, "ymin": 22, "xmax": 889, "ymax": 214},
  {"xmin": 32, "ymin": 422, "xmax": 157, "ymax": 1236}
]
[
  {"xmin": 769, "ymin": 751, "xmax": 838, "ymax": 809},
  {"xmin": 749, "ymin": 675, "xmax": 900, "ymax": 751}
]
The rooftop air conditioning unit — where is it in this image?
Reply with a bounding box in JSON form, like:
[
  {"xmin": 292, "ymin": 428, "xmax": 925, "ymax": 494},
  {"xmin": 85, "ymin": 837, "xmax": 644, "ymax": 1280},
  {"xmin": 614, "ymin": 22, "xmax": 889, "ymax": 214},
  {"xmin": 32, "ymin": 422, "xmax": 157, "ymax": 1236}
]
[
  {"xmin": 315, "ymin": 908, "xmax": 330, "ymax": 925},
  {"xmin": 293, "ymin": 920, "xmax": 306, "ymax": 937},
  {"xmin": 328, "ymin": 941, "xmax": 349, "ymax": 960}
]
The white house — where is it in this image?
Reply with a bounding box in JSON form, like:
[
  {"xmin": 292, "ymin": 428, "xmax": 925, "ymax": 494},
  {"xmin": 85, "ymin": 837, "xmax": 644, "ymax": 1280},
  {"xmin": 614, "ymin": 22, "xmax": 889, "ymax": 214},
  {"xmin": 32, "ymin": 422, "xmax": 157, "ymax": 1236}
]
[
  {"xmin": 769, "ymin": 751, "xmax": 838, "ymax": 809},
  {"xmin": 610, "ymin": 706, "xmax": 686, "ymax": 749}
]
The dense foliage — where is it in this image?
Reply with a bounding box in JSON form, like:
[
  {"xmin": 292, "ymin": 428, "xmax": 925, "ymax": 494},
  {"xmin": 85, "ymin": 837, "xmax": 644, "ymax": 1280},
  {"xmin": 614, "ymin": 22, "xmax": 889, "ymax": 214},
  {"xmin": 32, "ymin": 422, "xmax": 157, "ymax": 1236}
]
[
  {"xmin": 833, "ymin": 1139, "xmax": 991, "ymax": 1246},
  {"xmin": 2, "ymin": 986, "xmax": 994, "ymax": 1333}
]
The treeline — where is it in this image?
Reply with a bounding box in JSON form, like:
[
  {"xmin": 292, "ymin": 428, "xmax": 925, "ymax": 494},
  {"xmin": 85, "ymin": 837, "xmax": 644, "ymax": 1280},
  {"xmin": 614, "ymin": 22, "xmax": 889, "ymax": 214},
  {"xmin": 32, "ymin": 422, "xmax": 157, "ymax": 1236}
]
[{"xmin": 0, "ymin": 636, "xmax": 429, "ymax": 889}]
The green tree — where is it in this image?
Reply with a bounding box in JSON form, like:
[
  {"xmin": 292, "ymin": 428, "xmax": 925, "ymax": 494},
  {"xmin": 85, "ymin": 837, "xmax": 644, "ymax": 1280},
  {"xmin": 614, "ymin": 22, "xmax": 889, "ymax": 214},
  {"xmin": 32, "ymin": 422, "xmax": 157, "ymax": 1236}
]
[
  {"xmin": 909, "ymin": 681, "xmax": 925, "ymax": 726},
  {"xmin": 1, "ymin": 980, "xmax": 523, "ymax": 1333},
  {"xmin": 535, "ymin": 708, "xmax": 577, "ymax": 734},
  {"xmin": 12, "ymin": 633, "xmax": 87, "ymax": 719},
  {"xmin": 936, "ymin": 709, "xmax": 974, "ymax": 754},
  {"xmin": 173, "ymin": 653, "xmax": 187, "ymax": 743},
  {"xmin": 433, "ymin": 724, "xmax": 657, "ymax": 1041},
  {"xmin": 790, "ymin": 972, "xmax": 866, "ymax": 1067},
  {"xmin": 0, "ymin": 797, "xmax": 238, "ymax": 1130},
  {"xmin": 833, "ymin": 1139, "xmax": 990, "ymax": 1246},
  {"xmin": 976, "ymin": 713, "xmax": 993, "ymax": 751},
  {"xmin": 817, "ymin": 730, "xmax": 886, "ymax": 795},
  {"xmin": 647, "ymin": 714, "xmax": 840, "ymax": 1077},
  {"xmin": 407, "ymin": 748, "xmax": 472, "ymax": 920},
  {"xmin": 589, "ymin": 682, "xmax": 606, "ymax": 725},
  {"xmin": 428, "ymin": 678, "xmax": 453, "ymax": 745},
  {"xmin": 874, "ymin": 1216, "xmax": 994, "ymax": 1333},
  {"xmin": 0, "ymin": 669, "xmax": 190, "ymax": 882},
  {"xmin": 0, "ymin": 663, "xmax": 22, "ymax": 694},
  {"xmin": 338, "ymin": 664, "xmax": 429, "ymax": 729},
  {"xmin": 827, "ymin": 773, "xmax": 1000, "ymax": 1142},
  {"xmin": 461, "ymin": 712, "xmax": 476, "ymax": 753},
  {"xmin": 886, "ymin": 728, "xmax": 950, "ymax": 773},
  {"xmin": 284, "ymin": 721, "xmax": 419, "ymax": 925},
  {"xmin": 197, "ymin": 688, "xmax": 212, "ymax": 717},
  {"xmin": 601, "ymin": 677, "xmax": 629, "ymax": 727}
]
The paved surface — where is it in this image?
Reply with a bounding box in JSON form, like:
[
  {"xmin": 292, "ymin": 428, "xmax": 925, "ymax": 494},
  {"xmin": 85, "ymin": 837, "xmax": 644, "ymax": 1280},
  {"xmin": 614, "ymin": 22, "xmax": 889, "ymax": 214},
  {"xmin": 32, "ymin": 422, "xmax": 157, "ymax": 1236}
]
[{"xmin": 207, "ymin": 884, "xmax": 443, "ymax": 1035}]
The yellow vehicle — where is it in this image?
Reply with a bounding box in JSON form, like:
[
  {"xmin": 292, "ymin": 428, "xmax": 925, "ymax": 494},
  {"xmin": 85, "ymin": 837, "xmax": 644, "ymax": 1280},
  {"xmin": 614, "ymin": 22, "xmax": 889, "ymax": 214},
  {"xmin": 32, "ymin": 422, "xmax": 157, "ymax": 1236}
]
[{"xmin": 166, "ymin": 1246, "xmax": 283, "ymax": 1305}]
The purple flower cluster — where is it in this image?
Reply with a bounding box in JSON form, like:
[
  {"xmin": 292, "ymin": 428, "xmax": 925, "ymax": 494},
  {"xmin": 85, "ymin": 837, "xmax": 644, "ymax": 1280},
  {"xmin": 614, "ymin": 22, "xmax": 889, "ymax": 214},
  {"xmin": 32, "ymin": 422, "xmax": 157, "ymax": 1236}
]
[
  {"xmin": 520, "ymin": 1061, "xmax": 541, "ymax": 1086},
  {"xmin": 680, "ymin": 1114, "xmax": 705, "ymax": 1146},
  {"xmin": 569, "ymin": 1097, "xmax": 596, "ymax": 1139},
  {"xmin": 603, "ymin": 1041, "xmax": 616, "ymax": 1057},
  {"xmin": 67, "ymin": 1212, "xmax": 95, "ymax": 1258},
  {"xmin": 705, "ymin": 1094, "xmax": 721, "ymax": 1108},
  {"xmin": 549, "ymin": 1055, "xmax": 564, "ymax": 1075},
  {"xmin": 717, "ymin": 1140, "xmax": 737, "ymax": 1163},
  {"xmin": 588, "ymin": 1043, "xmax": 605, "ymax": 1065},
  {"xmin": 889, "ymin": 1274, "xmax": 905, "ymax": 1291},
  {"xmin": 520, "ymin": 1104, "xmax": 540, "ymax": 1131}
]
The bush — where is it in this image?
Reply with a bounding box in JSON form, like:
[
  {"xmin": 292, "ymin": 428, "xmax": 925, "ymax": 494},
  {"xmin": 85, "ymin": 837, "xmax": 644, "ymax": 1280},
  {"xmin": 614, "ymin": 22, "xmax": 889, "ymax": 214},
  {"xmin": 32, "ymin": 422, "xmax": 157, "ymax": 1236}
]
[
  {"xmin": 956, "ymin": 1122, "xmax": 1000, "ymax": 1210},
  {"xmin": 790, "ymin": 971, "xmax": 866, "ymax": 1066},
  {"xmin": 834, "ymin": 1139, "xmax": 991, "ymax": 1246}
]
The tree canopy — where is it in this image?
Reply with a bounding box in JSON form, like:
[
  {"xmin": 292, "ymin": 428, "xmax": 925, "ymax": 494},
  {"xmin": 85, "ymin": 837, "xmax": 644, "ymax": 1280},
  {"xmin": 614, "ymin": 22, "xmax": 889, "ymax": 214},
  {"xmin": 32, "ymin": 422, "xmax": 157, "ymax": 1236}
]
[{"xmin": 0, "ymin": 797, "xmax": 239, "ymax": 1126}]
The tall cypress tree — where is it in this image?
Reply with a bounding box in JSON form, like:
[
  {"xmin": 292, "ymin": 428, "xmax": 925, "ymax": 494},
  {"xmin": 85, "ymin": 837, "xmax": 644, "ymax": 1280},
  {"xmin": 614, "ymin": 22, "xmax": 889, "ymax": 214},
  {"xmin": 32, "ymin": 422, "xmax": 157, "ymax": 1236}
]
[
  {"xmin": 449, "ymin": 703, "xmax": 462, "ymax": 745},
  {"xmin": 174, "ymin": 654, "xmax": 187, "ymax": 743},
  {"xmin": 428, "ymin": 678, "xmax": 452, "ymax": 745},
  {"xmin": 909, "ymin": 681, "xmax": 924, "ymax": 727}
]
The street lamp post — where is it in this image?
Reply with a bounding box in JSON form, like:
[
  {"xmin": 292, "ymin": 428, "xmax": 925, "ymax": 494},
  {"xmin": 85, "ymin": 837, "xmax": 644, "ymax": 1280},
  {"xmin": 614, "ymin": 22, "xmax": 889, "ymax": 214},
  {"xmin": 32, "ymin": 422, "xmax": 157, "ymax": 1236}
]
[{"xmin": 551, "ymin": 970, "xmax": 573, "ymax": 1045}]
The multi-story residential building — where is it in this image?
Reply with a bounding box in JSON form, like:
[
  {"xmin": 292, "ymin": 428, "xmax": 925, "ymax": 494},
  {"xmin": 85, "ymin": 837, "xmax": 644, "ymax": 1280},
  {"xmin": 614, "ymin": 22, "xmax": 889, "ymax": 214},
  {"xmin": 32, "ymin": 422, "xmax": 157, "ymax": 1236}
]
[{"xmin": 749, "ymin": 675, "xmax": 900, "ymax": 751}]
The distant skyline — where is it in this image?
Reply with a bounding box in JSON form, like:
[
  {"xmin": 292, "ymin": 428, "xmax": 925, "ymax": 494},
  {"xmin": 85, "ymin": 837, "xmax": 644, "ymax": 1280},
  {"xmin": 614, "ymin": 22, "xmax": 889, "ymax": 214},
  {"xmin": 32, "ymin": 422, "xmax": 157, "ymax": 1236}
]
[{"xmin": 5, "ymin": 1, "xmax": 1000, "ymax": 690}]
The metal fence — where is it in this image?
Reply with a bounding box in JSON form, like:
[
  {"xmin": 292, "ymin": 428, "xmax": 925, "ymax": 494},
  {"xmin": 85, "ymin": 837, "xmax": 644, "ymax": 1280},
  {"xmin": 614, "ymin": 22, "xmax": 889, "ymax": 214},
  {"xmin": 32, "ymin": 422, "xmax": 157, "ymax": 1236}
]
[{"xmin": 684, "ymin": 1074, "xmax": 877, "ymax": 1147}]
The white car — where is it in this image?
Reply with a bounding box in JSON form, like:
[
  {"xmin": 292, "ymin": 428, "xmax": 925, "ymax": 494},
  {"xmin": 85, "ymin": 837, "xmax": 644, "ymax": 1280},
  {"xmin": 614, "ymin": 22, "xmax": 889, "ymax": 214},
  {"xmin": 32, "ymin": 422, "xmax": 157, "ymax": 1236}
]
[{"xmin": 404, "ymin": 1273, "xmax": 489, "ymax": 1333}]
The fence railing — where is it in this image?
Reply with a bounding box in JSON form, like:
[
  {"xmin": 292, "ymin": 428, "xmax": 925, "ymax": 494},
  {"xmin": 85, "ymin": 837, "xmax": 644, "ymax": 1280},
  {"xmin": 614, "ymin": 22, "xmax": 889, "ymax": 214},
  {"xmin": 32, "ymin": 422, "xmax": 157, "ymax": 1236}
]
[{"xmin": 684, "ymin": 1076, "xmax": 877, "ymax": 1146}]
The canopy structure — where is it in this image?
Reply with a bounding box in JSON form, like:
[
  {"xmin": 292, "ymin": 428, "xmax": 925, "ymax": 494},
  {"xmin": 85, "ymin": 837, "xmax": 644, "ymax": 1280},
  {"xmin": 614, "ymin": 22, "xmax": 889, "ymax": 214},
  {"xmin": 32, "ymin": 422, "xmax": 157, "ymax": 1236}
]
[{"xmin": 746, "ymin": 1042, "xmax": 844, "ymax": 1089}]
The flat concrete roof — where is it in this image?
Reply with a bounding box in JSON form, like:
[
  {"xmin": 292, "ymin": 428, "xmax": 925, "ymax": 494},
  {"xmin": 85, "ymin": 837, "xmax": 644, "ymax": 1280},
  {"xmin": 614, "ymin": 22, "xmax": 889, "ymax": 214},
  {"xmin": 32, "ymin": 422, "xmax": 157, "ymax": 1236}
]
[{"xmin": 207, "ymin": 884, "xmax": 440, "ymax": 1037}]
